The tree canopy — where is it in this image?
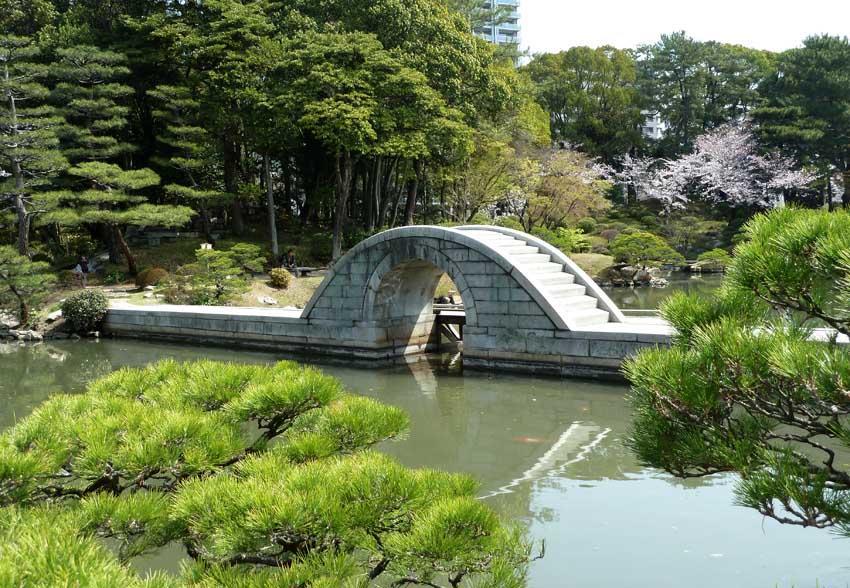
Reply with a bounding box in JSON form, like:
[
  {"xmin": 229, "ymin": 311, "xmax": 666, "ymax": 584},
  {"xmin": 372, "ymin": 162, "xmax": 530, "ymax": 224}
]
[
  {"xmin": 627, "ymin": 207, "xmax": 850, "ymax": 533},
  {"xmin": 0, "ymin": 360, "xmax": 532, "ymax": 586}
]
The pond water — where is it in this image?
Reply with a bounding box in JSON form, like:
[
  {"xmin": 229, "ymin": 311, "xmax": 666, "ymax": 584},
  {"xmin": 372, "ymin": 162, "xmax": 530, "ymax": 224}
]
[
  {"xmin": 1, "ymin": 339, "xmax": 846, "ymax": 587},
  {"xmin": 602, "ymin": 271, "xmax": 724, "ymax": 311}
]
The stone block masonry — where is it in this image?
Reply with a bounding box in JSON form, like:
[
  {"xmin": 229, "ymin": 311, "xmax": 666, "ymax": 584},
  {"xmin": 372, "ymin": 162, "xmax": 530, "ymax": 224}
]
[{"xmin": 105, "ymin": 226, "xmax": 672, "ymax": 380}]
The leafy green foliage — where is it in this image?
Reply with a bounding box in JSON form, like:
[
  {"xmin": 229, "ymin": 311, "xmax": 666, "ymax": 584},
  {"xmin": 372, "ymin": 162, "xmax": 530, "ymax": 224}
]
[
  {"xmin": 531, "ymin": 227, "xmax": 591, "ymax": 254},
  {"xmin": 610, "ymin": 231, "xmax": 684, "ymax": 267},
  {"xmin": 626, "ymin": 207, "xmax": 850, "ymax": 535},
  {"xmin": 165, "ymin": 244, "xmax": 265, "ymax": 305},
  {"xmin": 0, "ymin": 507, "xmax": 165, "ymax": 588},
  {"xmin": 268, "ymin": 267, "xmax": 292, "ymax": 289},
  {"xmin": 136, "ymin": 267, "xmax": 168, "ymax": 288},
  {"xmin": 0, "ymin": 35, "xmax": 67, "ymax": 254},
  {"xmin": 60, "ymin": 288, "xmax": 108, "ymax": 332},
  {"xmin": 0, "ymin": 245, "xmax": 56, "ymax": 325},
  {"xmin": 50, "ymin": 45, "xmax": 134, "ymax": 162},
  {"xmin": 693, "ymin": 248, "xmax": 732, "ymax": 271},
  {"xmin": 755, "ymin": 36, "xmax": 850, "ymax": 206},
  {"xmin": 0, "ymin": 360, "xmax": 529, "ymax": 586},
  {"xmin": 524, "ymin": 46, "xmax": 644, "ymax": 161}
]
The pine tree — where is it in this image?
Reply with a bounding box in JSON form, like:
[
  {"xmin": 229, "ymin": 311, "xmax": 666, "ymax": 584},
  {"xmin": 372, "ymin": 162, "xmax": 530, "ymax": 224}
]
[
  {"xmin": 0, "ymin": 360, "xmax": 532, "ymax": 586},
  {"xmin": 148, "ymin": 84, "xmax": 230, "ymax": 240},
  {"xmin": 50, "ymin": 45, "xmax": 134, "ymax": 162},
  {"xmin": 44, "ymin": 162, "xmax": 193, "ymax": 275},
  {"xmin": 0, "ymin": 35, "xmax": 67, "ymax": 255},
  {"xmin": 0, "ymin": 245, "xmax": 55, "ymax": 325}
]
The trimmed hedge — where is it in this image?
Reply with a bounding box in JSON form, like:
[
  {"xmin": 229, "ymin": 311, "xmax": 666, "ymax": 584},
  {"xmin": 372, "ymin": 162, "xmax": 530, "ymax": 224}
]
[
  {"xmin": 269, "ymin": 268, "xmax": 293, "ymax": 289},
  {"xmin": 135, "ymin": 267, "xmax": 168, "ymax": 288}
]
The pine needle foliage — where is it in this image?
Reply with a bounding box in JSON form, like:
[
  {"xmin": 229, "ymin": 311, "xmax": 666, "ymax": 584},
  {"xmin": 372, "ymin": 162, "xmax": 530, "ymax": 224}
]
[
  {"xmin": 0, "ymin": 244, "xmax": 55, "ymax": 325},
  {"xmin": 626, "ymin": 207, "xmax": 850, "ymax": 535},
  {"xmin": 0, "ymin": 360, "xmax": 531, "ymax": 586}
]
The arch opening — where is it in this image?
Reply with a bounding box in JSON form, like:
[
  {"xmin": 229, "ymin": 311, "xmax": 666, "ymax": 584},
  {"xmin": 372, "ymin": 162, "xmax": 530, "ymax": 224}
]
[{"xmin": 364, "ymin": 253, "xmax": 471, "ymax": 356}]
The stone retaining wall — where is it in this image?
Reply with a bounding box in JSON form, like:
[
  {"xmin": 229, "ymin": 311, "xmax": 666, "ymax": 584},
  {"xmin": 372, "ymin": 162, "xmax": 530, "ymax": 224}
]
[{"xmin": 105, "ymin": 305, "xmax": 671, "ymax": 380}]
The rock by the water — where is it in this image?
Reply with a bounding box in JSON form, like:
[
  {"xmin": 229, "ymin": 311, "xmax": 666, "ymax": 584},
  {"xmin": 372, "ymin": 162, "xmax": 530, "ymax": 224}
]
[
  {"xmin": 46, "ymin": 310, "xmax": 63, "ymax": 322},
  {"xmin": 599, "ymin": 264, "xmax": 664, "ymax": 288}
]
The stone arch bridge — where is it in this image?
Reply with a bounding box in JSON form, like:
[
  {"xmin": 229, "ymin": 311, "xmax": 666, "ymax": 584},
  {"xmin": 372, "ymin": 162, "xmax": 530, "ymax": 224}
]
[{"xmin": 106, "ymin": 225, "xmax": 671, "ymax": 378}]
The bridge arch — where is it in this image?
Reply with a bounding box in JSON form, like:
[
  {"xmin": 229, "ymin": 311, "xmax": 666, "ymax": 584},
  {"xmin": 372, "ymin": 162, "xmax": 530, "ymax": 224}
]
[{"xmin": 303, "ymin": 225, "xmax": 623, "ymax": 357}]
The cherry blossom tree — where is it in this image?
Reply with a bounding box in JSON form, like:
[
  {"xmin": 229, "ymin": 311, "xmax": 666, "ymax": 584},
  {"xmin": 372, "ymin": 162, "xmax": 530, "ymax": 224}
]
[{"xmin": 604, "ymin": 123, "xmax": 814, "ymax": 212}]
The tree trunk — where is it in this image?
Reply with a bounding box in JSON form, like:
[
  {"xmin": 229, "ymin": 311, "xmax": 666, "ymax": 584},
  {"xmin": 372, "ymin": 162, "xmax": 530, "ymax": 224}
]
[
  {"xmin": 9, "ymin": 285, "xmax": 28, "ymax": 326},
  {"xmin": 14, "ymin": 190, "xmax": 29, "ymax": 257},
  {"xmin": 403, "ymin": 160, "xmax": 423, "ymax": 226},
  {"xmin": 332, "ymin": 151, "xmax": 356, "ymax": 261},
  {"xmin": 377, "ymin": 157, "xmax": 396, "ymax": 228},
  {"xmin": 826, "ymin": 173, "xmax": 835, "ymax": 211},
  {"xmin": 264, "ymin": 153, "xmax": 279, "ymax": 259},
  {"xmin": 843, "ymin": 170, "xmax": 850, "ymax": 210},
  {"xmin": 223, "ymin": 135, "xmax": 244, "ymax": 235},
  {"xmin": 113, "ymin": 226, "xmax": 138, "ymax": 276}
]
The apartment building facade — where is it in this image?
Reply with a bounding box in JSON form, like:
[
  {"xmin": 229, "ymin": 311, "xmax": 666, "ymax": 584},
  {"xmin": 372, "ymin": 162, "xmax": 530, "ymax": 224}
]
[{"xmin": 474, "ymin": 0, "xmax": 520, "ymax": 46}]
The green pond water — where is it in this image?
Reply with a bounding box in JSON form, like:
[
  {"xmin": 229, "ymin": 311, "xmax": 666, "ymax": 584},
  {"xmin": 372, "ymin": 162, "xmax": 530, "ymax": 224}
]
[
  {"xmin": 1, "ymin": 337, "xmax": 847, "ymax": 587},
  {"xmin": 602, "ymin": 271, "xmax": 725, "ymax": 311}
]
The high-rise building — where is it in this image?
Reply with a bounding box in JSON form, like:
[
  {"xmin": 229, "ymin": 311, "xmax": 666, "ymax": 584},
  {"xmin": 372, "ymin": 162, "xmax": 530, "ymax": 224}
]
[{"xmin": 474, "ymin": 0, "xmax": 520, "ymax": 47}]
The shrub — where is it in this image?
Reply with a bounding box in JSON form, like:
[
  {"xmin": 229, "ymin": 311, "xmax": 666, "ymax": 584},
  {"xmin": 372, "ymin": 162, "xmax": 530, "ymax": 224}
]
[
  {"xmin": 610, "ymin": 231, "xmax": 684, "ymax": 267},
  {"xmin": 58, "ymin": 269, "xmax": 79, "ymax": 287},
  {"xmin": 269, "ymin": 268, "xmax": 292, "ymax": 289},
  {"xmin": 494, "ymin": 216, "xmax": 524, "ymax": 231},
  {"xmin": 165, "ymin": 244, "xmax": 264, "ymax": 305},
  {"xmin": 576, "ymin": 217, "xmax": 598, "ymax": 234},
  {"xmin": 135, "ymin": 267, "xmax": 168, "ymax": 288},
  {"xmin": 531, "ymin": 226, "xmax": 591, "ymax": 254},
  {"xmin": 696, "ymin": 248, "xmax": 733, "ymax": 265},
  {"xmin": 599, "ymin": 228, "xmax": 620, "ymax": 243},
  {"xmin": 693, "ymin": 248, "xmax": 733, "ymax": 272},
  {"xmin": 61, "ymin": 289, "xmax": 109, "ymax": 333},
  {"xmin": 103, "ymin": 269, "xmax": 126, "ymax": 285}
]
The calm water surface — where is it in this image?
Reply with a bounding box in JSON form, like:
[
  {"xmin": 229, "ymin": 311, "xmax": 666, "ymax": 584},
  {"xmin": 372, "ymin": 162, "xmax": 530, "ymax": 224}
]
[
  {"xmin": 603, "ymin": 271, "xmax": 724, "ymax": 310},
  {"xmin": 1, "ymin": 338, "xmax": 846, "ymax": 587}
]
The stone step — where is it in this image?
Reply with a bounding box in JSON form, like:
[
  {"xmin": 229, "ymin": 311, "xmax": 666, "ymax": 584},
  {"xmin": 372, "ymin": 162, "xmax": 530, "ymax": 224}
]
[
  {"xmin": 506, "ymin": 252, "xmax": 551, "ymax": 264},
  {"xmin": 497, "ymin": 244, "xmax": 539, "ymax": 255},
  {"xmin": 547, "ymin": 283, "xmax": 586, "ymax": 297},
  {"xmin": 465, "ymin": 231, "xmax": 517, "ymax": 242},
  {"xmin": 535, "ymin": 272, "xmax": 576, "ymax": 285},
  {"xmin": 524, "ymin": 262, "xmax": 565, "ymax": 274},
  {"xmin": 569, "ymin": 308, "xmax": 611, "ymax": 327},
  {"xmin": 556, "ymin": 294, "xmax": 598, "ymax": 310}
]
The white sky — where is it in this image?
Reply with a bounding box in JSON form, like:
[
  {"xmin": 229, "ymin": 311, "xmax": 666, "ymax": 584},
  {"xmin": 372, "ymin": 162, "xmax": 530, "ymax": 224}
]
[{"xmin": 520, "ymin": 0, "xmax": 850, "ymax": 54}]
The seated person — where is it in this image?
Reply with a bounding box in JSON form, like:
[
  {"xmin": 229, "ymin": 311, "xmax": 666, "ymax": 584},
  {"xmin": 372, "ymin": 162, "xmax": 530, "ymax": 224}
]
[{"xmin": 283, "ymin": 249, "xmax": 298, "ymax": 273}]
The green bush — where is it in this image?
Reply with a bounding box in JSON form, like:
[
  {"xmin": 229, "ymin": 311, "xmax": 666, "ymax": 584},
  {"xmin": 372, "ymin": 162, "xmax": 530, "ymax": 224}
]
[
  {"xmin": 696, "ymin": 248, "xmax": 733, "ymax": 265},
  {"xmin": 576, "ymin": 217, "xmax": 598, "ymax": 234},
  {"xmin": 610, "ymin": 231, "xmax": 684, "ymax": 267},
  {"xmin": 61, "ymin": 289, "xmax": 109, "ymax": 333},
  {"xmin": 164, "ymin": 244, "xmax": 265, "ymax": 305},
  {"xmin": 269, "ymin": 268, "xmax": 293, "ymax": 289},
  {"xmin": 693, "ymin": 248, "xmax": 733, "ymax": 272},
  {"xmin": 494, "ymin": 216, "xmax": 524, "ymax": 231},
  {"xmin": 58, "ymin": 269, "xmax": 79, "ymax": 287},
  {"xmin": 135, "ymin": 267, "xmax": 168, "ymax": 288},
  {"xmin": 532, "ymin": 226, "xmax": 591, "ymax": 254}
]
